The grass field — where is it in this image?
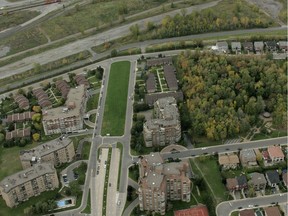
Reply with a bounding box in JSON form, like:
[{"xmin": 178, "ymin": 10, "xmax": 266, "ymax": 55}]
[
  {"xmin": 0, "ymin": 142, "xmax": 39, "ymax": 181},
  {"xmin": 101, "ymin": 61, "xmax": 130, "ymax": 136},
  {"xmin": 82, "ymin": 189, "xmax": 91, "ymax": 214},
  {"xmin": 190, "ymin": 157, "xmax": 228, "ymax": 204},
  {"xmin": 0, "ymin": 11, "xmax": 40, "ymax": 32}
]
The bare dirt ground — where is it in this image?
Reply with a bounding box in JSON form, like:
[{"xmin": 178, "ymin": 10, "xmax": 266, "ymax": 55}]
[{"xmin": 245, "ymin": 0, "xmax": 283, "ymax": 23}]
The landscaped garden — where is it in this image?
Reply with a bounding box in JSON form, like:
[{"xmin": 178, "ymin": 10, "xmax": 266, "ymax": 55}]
[{"xmin": 101, "ymin": 61, "xmax": 130, "ymax": 136}]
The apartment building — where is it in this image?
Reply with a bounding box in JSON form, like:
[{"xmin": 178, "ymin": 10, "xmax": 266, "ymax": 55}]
[
  {"xmin": 20, "ymin": 138, "xmax": 75, "ymax": 169},
  {"xmin": 0, "ymin": 163, "xmax": 59, "ymax": 208},
  {"xmin": 143, "ymin": 97, "xmax": 181, "ymax": 147},
  {"xmin": 42, "ymin": 85, "xmax": 87, "ymax": 135},
  {"xmin": 138, "ymin": 152, "xmax": 191, "ymax": 215}
]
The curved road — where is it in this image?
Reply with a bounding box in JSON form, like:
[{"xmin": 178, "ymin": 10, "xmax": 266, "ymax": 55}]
[{"xmin": 216, "ymin": 193, "xmax": 288, "ymax": 216}]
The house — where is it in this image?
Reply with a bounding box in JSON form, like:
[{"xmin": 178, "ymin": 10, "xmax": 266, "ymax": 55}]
[
  {"xmin": 74, "ymin": 74, "xmax": 90, "ymax": 88},
  {"xmin": 6, "ymin": 112, "xmax": 35, "ymax": 123},
  {"xmin": 278, "ymin": 41, "xmax": 288, "ymax": 51},
  {"xmin": 146, "ymin": 73, "xmax": 157, "ymax": 93},
  {"xmin": 282, "ymin": 172, "xmax": 287, "ymax": 188},
  {"xmin": 254, "ymin": 41, "xmax": 264, "ymax": 53},
  {"xmin": 163, "ymin": 65, "xmax": 178, "ymax": 91},
  {"xmin": 265, "ymin": 170, "xmax": 280, "ymax": 187},
  {"xmin": 237, "ymin": 175, "xmax": 248, "ymax": 190},
  {"xmin": 145, "ymin": 91, "xmax": 183, "ymax": 106},
  {"xmin": 263, "ymin": 206, "xmax": 281, "ymax": 216},
  {"xmin": 267, "ymin": 146, "xmax": 285, "ymax": 163},
  {"xmin": 215, "ymin": 41, "xmax": 228, "ymax": 53},
  {"xmin": 14, "ymin": 94, "xmax": 29, "ymax": 110},
  {"xmin": 226, "ymin": 178, "xmax": 238, "ymax": 191},
  {"xmin": 5, "ymin": 128, "xmax": 31, "ymax": 140},
  {"xmin": 262, "ymin": 150, "xmax": 271, "ymax": 164},
  {"xmin": 32, "ymin": 88, "xmax": 52, "ymax": 109},
  {"xmin": 56, "ymin": 80, "xmax": 70, "ymax": 99},
  {"xmin": 242, "ymin": 42, "xmax": 254, "ymax": 52},
  {"xmin": 239, "ymin": 149, "xmax": 257, "ymax": 167},
  {"xmin": 265, "ymin": 41, "xmax": 277, "ymax": 52},
  {"xmin": 231, "ymin": 42, "xmax": 241, "ymax": 52},
  {"xmin": 146, "ymin": 57, "xmax": 173, "ymax": 67},
  {"xmin": 249, "ymin": 172, "xmax": 267, "ymax": 191},
  {"xmin": 239, "ymin": 209, "xmax": 255, "ymax": 216},
  {"xmin": 174, "ymin": 204, "xmax": 209, "ymax": 216},
  {"xmin": 218, "ymin": 154, "xmax": 240, "ymax": 170}
]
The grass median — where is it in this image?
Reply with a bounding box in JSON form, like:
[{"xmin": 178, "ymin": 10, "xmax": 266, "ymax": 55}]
[{"xmin": 101, "ymin": 61, "xmax": 130, "ymax": 136}]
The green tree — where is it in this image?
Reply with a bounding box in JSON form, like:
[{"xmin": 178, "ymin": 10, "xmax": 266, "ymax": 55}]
[
  {"xmin": 32, "ymin": 133, "xmax": 40, "ymax": 142},
  {"xmin": 111, "ymin": 49, "xmax": 118, "ymax": 57},
  {"xmin": 129, "ymin": 24, "xmax": 139, "ymax": 39},
  {"xmin": 69, "ymin": 181, "xmax": 82, "ymax": 197}
]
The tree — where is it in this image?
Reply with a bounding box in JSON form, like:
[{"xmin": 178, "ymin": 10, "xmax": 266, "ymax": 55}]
[
  {"xmin": 32, "ymin": 106, "xmax": 41, "ymax": 113},
  {"xmin": 0, "ymin": 133, "xmax": 4, "ymax": 142},
  {"xmin": 32, "ymin": 133, "xmax": 40, "ymax": 142},
  {"xmin": 111, "ymin": 49, "xmax": 118, "ymax": 57},
  {"xmin": 32, "ymin": 113, "xmax": 42, "ymax": 122},
  {"xmin": 129, "ymin": 24, "xmax": 139, "ymax": 39},
  {"xmin": 69, "ymin": 181, "xmax": 82, "ymax": 197}
]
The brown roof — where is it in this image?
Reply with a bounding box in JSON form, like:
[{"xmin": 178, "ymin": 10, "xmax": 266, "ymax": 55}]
[
  {"xmin": 219, "ymin": 154, "xmax": 239, "ymax": 165},
  {"xmin": 174, "ymin": 205, "xmax": 209, "ymax": 216},
  {"xmin": 56, "ymin": 80, "xmax": 70, "ymax": 98},
  {"xmin": 146, "ymin": 73, "xmax": 157, "ymax": 92},
  {"xmin": 283, "ymin": 172, "xmax": 288, "ymax": 186},
  {"xmin": 5, "ymin": 128, "xmax": 31, "ymax": 140},
  {"xmin": 226, "ymin": 178, "xmax": 238, "ymax": 190},
  {"xmin": 239, "ymin": 209, "xmax": 255, "ymax": 216},
  {"xmin": 14, "ymin": 94, "xmax": 29, "ymax": 109},
  {"xmin": 75, "ymin": 74, "xmax": 90, "ymax": 87},
  {"xmin": 267, "ymin": 146, "xmax": 284, "ymax": 158},
  {"xmin": 163, "ymin": 65, "xmax": 178, "ymax": 90},
  {"xmin": 33, "ymin": 88, "xmax": 51, "ymax": 108},
  {"xmin": 264, "ymin": 206, "xmax": 281, "ymax": 216},
  {"xmin": 145, "ymin": 91, "xmax": 183, "ymax": 106}
]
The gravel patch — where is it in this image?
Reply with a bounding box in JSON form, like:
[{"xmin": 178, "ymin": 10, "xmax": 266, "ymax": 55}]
[
  {"xmin": 0, "ymin": 46, "xmax": 10, "ymax": 58},
  {"xmin": 246, "ymin": 0, "xmax": 283, "ymax": 19}
]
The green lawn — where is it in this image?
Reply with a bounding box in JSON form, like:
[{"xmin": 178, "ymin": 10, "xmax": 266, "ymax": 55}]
[
  {"xmin": 86, "ymin": 92, "xmax": 100, "ymax": 112},
  {"xmin": 101, "ymin": 61, "xmax": 130, "ymax": 136},
  {"xmin": 190, "ymin": 157, "xmax": 228, "ymax": 204},
  {"xmin": 0, "ymin": 189, "xmax": 59, "ymax": 216},
  {"xmin": 117, "ymin": 143, "xmax": 123, "ymax": 190},
  {"xmin": 0, "ymin": 142, "xmax": 39, "ymax": 181},
  {"xmin": 252, "ymin": 130, "xmax": 287, "ymax": 141},
  {"xmin": 82, "ymin": 189, "xmax": 91, "ymax": 214},
  {"xmin": 82, "ymin": 141, "xmax": 91, "ymax": 160}
]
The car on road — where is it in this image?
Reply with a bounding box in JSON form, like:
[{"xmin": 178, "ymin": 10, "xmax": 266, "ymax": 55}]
[
  {"xmin": 117, "ymin": 200, "xmax": 121, "ymax": 206},
  {"xmin": 74, "ymin": 172, "xmax": 79, "ymax": 180},
  {"xmin": 201, "ymin": 147, "xmax": 207, "ymax": 150},
  {"xmin": 96, "ymin": 171, "xmax": 99, "ymax": 175},
  {"xmin": 62, "ymin": 174, "xmax": 69, "ymax": 183},
  {"xmin": 109, "ymin": 183, "xmax": 111, "ymax": 187}
]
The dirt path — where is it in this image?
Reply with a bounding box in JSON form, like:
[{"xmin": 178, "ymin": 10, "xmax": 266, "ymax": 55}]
[{"xmin": 245, "ymin": 0, "xmax": 284, "ymax": 25}]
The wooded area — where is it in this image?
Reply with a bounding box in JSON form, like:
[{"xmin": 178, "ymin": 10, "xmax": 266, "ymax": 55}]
[{"xmin": 176, "ymin": 51, "xmax": 287, "ymax": 140}]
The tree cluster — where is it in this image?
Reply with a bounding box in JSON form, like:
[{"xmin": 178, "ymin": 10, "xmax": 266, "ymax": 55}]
[
  {"xmin": 176, "ymin": 51, "xmax": 287, "ymax": 140},
  {"xmin": 146, "ymin": 0, "xmax": 272, "ymax": 39},
  {"xmin": 130, "ymin": 114, "xmax": 146, "ymax": 153}
]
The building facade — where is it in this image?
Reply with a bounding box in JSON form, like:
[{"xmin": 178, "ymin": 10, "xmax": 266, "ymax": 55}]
[
  {"xmin": 138, "ymin": 153, "xmax": 191, "ymax": 215},
  {"xmin": 143, "ymin": 97, "xmax": 181, "ymax": 147},
  {"xmin": 42, "ymin": 85, "xmax": 87, "ymax": 135},
  {"xmin": 0, "ymin": 163, "xmax": 59, "ymax": 208},
  {"xmin": 20, "ymin": 138, "xmax": 75, "ymax": 169}
]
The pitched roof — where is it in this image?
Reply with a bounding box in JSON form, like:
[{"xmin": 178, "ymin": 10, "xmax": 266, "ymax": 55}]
[
  {"xmin": 163, "ymin": 65, "xmax": 178, "ymax": 90},
  {"xmin": 146, "ymin": 57, "xmax": 173, "ymax": 67},
  {"xmin": 174, "ymin": 204, "xmax": 209, "ymax": 216},
  {"xmin": 282, "ymin": 172, "xmax": 287, "ymax": 186},
  {"xmin": 219, "ymin": 154, "xmax": 239, "ymax": 165},
  {"xmin": 145, "ymin": 91, "xmax": 183, "ymax": 106},
  {"xmin": 264, "ymin": 206, "xmax": 281, "ymax": 216},
  {"xmin": 226, "ymin": 178, "xmax": 238, "ymax": 190},
  {"xmin": 250, "ymin": 172, "xmax": 267, "ymax": 185},
  {"xmin": 236, "ymin": 175, "xmax": 247, "ymax": 186},
  {"xmin": 266, "ymin": 170, "xmax": 280, "ymax": 184},
  {"xmin": 267, "ymin": 146, "xmax": 284, "ymax": 158},
  {"xmin": 239, "ymin": 209, "xmax": 255, "ymax": 216},
  {"xmin": 146, "ymin": 73, "xmax": 157, "ymax": 92}
]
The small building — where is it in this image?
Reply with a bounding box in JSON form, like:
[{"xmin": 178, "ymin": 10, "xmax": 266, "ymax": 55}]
[
  {"xmin": 226, "ymin": 178, "xmax": 238, "ymax": 191},
  {"xmin": 242, "ymin": 42, "xmax": 254, "ymax": 52},
  {"xmin": 5, "ymin": 128, "xmax": 31, "ymax": 140},
  {"xmin": 146, "ymin": 57, "xmax": 173, "ymax": 67},
  {"xmin": 265, "ymin": 170, "xmax": 280, "ymax": 187},
  {"xmin": 239, "ymin": 209, "xmax": 255, "ymax": 216},
  {"xmin": 146, "ymin": 73, "xmax": 157, "ymax": 93},
  {"xmin": 278, "ymin": 41, "xmax": 288, "ymax": 51},
  {"xmin": 267, "ymin": 146, "xmax": 285, "ymax": 163},
  {"xmin": 218, "ymin": 154, "xmax": 240, "ymax": 170},
  {"xmin": 6, "ymin": 112, "xmax": 35, "ymax": 123},
  {"xmin": 254, "ymin": 41, "xmax": 264, "ymax": 53},
  {"xmin": 216, "ymin": 41, "xmax": 229, "ymax": 53},
  {"xmin": 32, "ymin": 88, "xmax": 52, "ymax": 109},
  {"xmin": 174, "ymin": 204, "xmax": 209, "ymax": 216},
  {"xmin": 265, "ymin": 41, "xmax": 277, "ymax": 52},
  {"xmin": 236, "ymin": 175, "xmax": 248, "ymax": 190},
  {"xmin": 239, "ymin": 149, "xmax": 257, "ymax": 167},
  {"xmin": 74, "ymin": 74, "xmax": 90, "ymax": 88},
  {"xmin": 163, "ymin": 65, "xmax": 178, "ymax": 91},
  {"xmin": 231, "ymin": 42, "xmax": 241, "ymax": 52},
  {"xmin": 263, "ymin": 206, "xmax": 281, "ymax": 216},
  {"xmin": 14, "ymin": 94, "xmax": 29, "ymax": 110},
  {"xmin": 249, "ymin": 172, "xmax": 267, "ymax": 191},
  {"xmin": 145, "ymin": 91, "xmax": 183, "ymax": 106},
  {"xmin": 262, "ymin": 150, "xmax": 271, "ymax": 164},
  {"xmin": 56, "ymin": 80, "xmax": 70, "ymax": 99}
]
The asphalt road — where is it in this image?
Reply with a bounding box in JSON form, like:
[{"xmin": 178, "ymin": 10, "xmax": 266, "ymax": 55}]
[
  {"xmin": 216, "ymin": 193, "xmax": 288, "ymax": 216},
  {"xmin": 6, "ymin": 0, "xmax": 286, "ymax": 80}
]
